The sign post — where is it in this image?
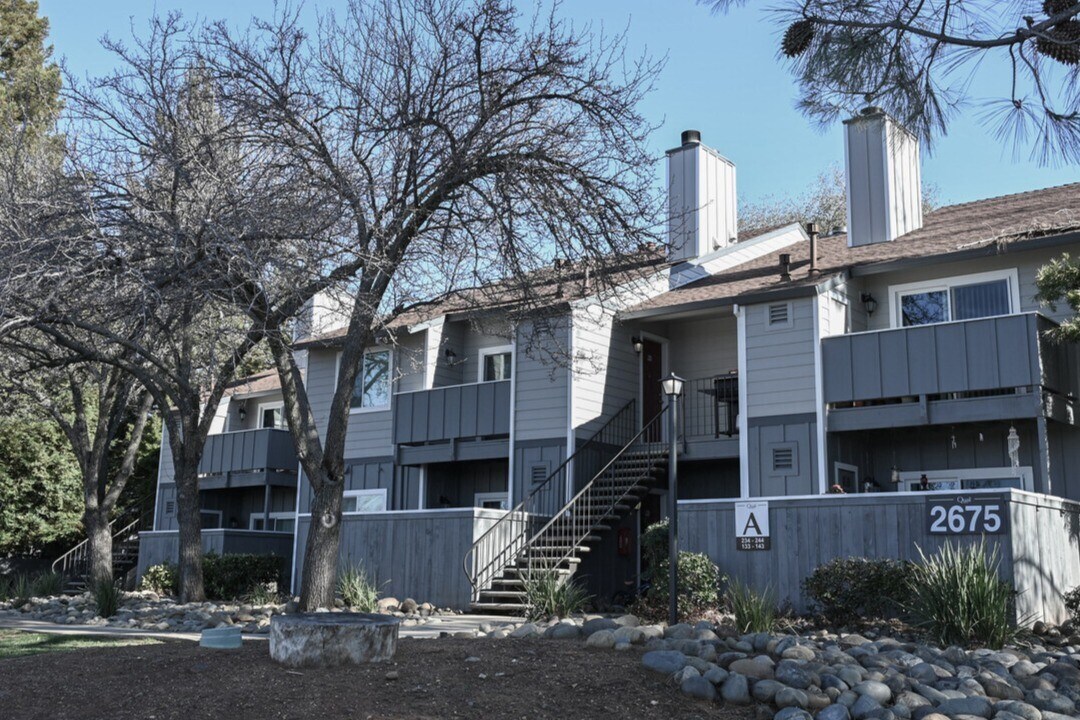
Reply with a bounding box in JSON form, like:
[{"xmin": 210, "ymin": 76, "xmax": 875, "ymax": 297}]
[{"xmin": 735, "ymin": 501, "xmax": 770, "ymax": 551}]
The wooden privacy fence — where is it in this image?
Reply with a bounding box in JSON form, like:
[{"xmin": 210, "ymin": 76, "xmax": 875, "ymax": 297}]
[{"xmin": 679, "ymin": 489, "xmax": 1080, "ymax": 625}]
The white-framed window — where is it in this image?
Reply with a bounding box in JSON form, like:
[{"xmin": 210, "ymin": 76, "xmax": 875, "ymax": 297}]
[
  {"xmin": 478, "ymin": 345, "xmax": 513, "ymax": 382},
  {"xmin": 249, "ymin": 512, "xmax": 296, "ymax": 532},
  {"xmin": 764, "ymin": 302, "xmax": 792, "ymax": 330},
  {"xmin": 344, "ymin": 349, "xmax": 392, "ymax": 412},
  {"xmin": 890, "ymin": 269, "xmax": 1020, "ymax": 328},
  {"xmin": 257, "ymin": 401, "xmax": 286, "ymax": 430},
  {"xmin": 200, "ymin": 509, "xmax": 223, "ymax": 529},
  {"xmin": 342, "ymin": 488, "xmax": 388, "ymax": 514},
  {"xmin": 474, "ymin": 492, "xmax": 509, "ymax": 510}
]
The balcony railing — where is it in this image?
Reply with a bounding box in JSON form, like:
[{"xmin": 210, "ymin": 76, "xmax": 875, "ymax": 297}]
[
  {"xmin": 198, "ymin": 428, "xmax": 298, "ymax": 487},
  {"xmin": 393, "ymin": 380, "xmax": 511, "ymax": 445},
  {"xmin": 822, "ymin": 313, "xmax": 1079, "ymax": 408},
  {"xmin": 682, "ymin": 374, "xmax": 739, "ymax": 439}
]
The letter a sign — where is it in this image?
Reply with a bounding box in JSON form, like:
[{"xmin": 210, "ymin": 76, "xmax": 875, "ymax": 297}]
[{"xmin": 735, "ymin": 501, "xmax": 770, "ymax": 551}]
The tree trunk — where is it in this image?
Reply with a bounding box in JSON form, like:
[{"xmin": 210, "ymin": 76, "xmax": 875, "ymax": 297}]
[
  {"xmin": 174, "ymin": 457, "xmax": 205, "ymax": 603},
  {"xmin": 84, "ymin": 509, "xmax": 113, "ymax": 587},
  {"xmin": 299, "ymin": 469, "xmax": 344, "ymax": 610}
]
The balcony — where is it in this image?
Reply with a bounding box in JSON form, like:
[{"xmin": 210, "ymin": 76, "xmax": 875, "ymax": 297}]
[
  {"xmin": 393, "ymin": 381, "xmax": 511, "ymax": 462},
  {"xmin": 679, "ymin": 374, "xmax": 740, "ymax": 459},
  {"xmin": 198, "ymin": 428, "xmax": 299, "ymax": 489},
  {"xmin": 822, "ymin": 313, "xmax": 1080, "ymax": 430}
]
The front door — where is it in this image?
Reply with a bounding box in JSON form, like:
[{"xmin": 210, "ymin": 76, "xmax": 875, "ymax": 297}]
[{"xmin": 641, "ymin": 338, "xmax": 663, "ymax": 440}]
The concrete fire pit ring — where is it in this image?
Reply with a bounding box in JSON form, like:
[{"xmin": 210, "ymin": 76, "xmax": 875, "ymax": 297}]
[{"xmin": 269, "ymin": 613, "xmax": 400, "ymax": 668}]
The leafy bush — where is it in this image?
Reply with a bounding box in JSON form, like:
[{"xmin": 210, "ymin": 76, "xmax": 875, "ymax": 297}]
[
  {"xmin": 140, "ymin": 563, "xmax": 178, "ymax": 595},
  {"xmin": 93, "ymin": 578, "xmax": 122, "ymax": 618},
  {"xmin": 907, "ymin": 540, "xmax": 1018, "ymax": 648},
  {"xmin": 803, "ymin": 557, "xmax": 913, "ymax": 624},
  {"xmin": 338, "ymin": 564, "xmax": 380, "ymax": 611},
  {"xmin": 522, "ymin": 571, "xmax": 591, "ymax": 621},
  {"xmin": 727, "ymin": 579, "xmax": 778, "ymax": 633},
  {"xmin": 636, "ymin": 520, "xmax": 723, "ymax": 620},
  {"xmin": 1065, "ymin": 586, "xmax": 1080, "ymax": 623},
  {"xmin": 203, "ymin": 553, "xmax": 284, "ymax": 600}
]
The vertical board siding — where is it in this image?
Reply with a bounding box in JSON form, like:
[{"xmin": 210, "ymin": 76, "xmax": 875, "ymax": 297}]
[
  {"xmin": 137, "ymin": 531, "xmax": 294, "ymax": 587},
  {"xmin": 680, "ymin": 490, "xmax": 1080, "ymax": 624},
  {"xmin": 822, "ymin": 314, "xmax": 1048, "ymax": 404},
  {"xmin": 393, "ymin": 381, "xmax": 511, "ymax": 444},
  {"xmin": 744, "ymin": 297, "xmax": 818, "ymax": 417},
  {"xmin": 294, "ymin": 509, "xmax": 510, "ymax": 608},
  {"xmin": 197, "ymin": 429, "xmax": 299, "ymax": 476}
]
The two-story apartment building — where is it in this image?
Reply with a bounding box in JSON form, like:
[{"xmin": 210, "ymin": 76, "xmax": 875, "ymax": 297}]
[{"xmin": 138, "ymin": 108, "xmax": 1080, "ymax": 622}]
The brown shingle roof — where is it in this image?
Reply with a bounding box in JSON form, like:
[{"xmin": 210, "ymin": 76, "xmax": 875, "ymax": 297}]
[
  {"xmin": 226, "ymin": 370, "xmax": 281, "ymax": 397},
  {"xmin": 627, "ymin": 181, "xmax": 1080, "ymax": 314}
]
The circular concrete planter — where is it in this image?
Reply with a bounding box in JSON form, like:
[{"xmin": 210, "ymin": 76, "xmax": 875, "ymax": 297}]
[{"xmin": 269, "ymin": 613, "xmax": 400, "ymax": 668}]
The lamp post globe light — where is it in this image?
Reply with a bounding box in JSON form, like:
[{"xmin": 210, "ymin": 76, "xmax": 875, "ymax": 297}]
[{"xmin": 661, "ymin": 372, "xmax": 684, "ymax": 626}]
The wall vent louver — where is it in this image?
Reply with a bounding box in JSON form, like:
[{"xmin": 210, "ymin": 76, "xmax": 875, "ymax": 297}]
[
  {"xmin": 772, "ymin": 447, "xmax": 794, "ymax": 472},
  {"xmin": 768, "ymin": 303, "xmax": 790, "ymax": 326}
]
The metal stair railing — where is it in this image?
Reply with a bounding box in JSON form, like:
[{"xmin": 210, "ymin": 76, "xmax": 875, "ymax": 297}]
[
  {"xmin": 51, "ymin": 497, "xmax": 154, "ymax": 581},
  {"xmin": 464, "ymin": 399, "xmax": 638, "ymax": 602},
  {"xmin": 520, "ymin": 408, "xmax": 667, "ymax": 584}
]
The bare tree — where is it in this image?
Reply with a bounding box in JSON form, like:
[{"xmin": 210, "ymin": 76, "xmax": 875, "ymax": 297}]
[
  {"xmin": 0, "ymin": 16, "xmax": 322, "ymax": 602},
  {"xmin": 188, "ymin": 0, "xmax": 665, "ymax": 609},
  {"xmin": 0, "ymin": 340, "xmax": 153, "ymax": 586},
  {"xmin": 700, "ymin": 1, "xmax": 1080, "ymax": 164}
]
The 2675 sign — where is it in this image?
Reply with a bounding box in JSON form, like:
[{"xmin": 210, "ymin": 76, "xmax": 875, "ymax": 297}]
[{"xmin": 925, "ymin": 495, "xmax": 1008, "ymax": 535}]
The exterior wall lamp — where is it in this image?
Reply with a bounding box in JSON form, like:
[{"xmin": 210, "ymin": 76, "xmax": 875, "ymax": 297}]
[
  {"xmin": 661, "ymin": 372, "xmax": 685, "ymax": 626},
  {"xmin": 631, "ymin": 336, "xmax": 643, "ymax": 354},
  {"xmin": 444, "ymin": 347, "xmax": 457, "ymax": 363},
  {"xmin": 861, "ymin": 292, "xmax": 878, "ymax": 317},
  {"xmin": 237, "ymin": 404, "xmax": 247, "ymax": 423}
]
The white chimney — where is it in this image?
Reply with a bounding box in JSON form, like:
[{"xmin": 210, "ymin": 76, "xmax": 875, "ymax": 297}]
[
  {"xmin": 844, "ymin": 107, "xmax": 923, "ymax": 247},
  {"xmin": 667, "ymin": 130, "xmax": 737, "ymax": 262}
]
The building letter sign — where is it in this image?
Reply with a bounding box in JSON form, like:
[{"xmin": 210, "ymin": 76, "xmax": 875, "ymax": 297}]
[{"xmin": 735, "ymin": 501, "xmax": 770, "ymax": 551}]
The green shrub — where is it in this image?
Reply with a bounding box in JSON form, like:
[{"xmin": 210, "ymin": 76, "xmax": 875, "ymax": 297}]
[
  {"xmin": 31, "ymin": 570, "xmax": 64, "ymax": 597},
  {"xmin": 522, "ymin": 571, "xmax": 591, "ymax": 621},
  {"xmin": 338, "ymin": 564, "xmax": 380, "ymax": 611},
  {"xmin": 203, "ymin": 553, "xmax": 284, "ymax": 600},
  {"xmin": 907, "ymin": 540, "xmax": 1018, "ymax": 648},
  {"xmin": 727, "ymin": 579, "xmax": 778, "ymax": 633},
  {"xmin": 1065, "ymin": 586, "xmax": 1080, "ymax": 623},
  {"xmin": 803, "ymin": 557, "xmax": 913, "ymax": 624},
  {"xmin": 93, "ymin": 578, "xmax": 122, "ymax": 618},
  {"xmin": 140, "ymin": 563, "xmax": 178, "ymax": 595},
  {"xmin": 638, "ymin": 520, "xmax": 724, "ymax": 620}
]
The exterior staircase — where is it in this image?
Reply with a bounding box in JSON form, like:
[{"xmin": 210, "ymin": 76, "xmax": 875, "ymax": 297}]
[
  {"xmin": 464, "ymin": 401, "xmax": 669, "ymax": 614},
  {"xmin": 52, "ymin": 501, "xmax": 152, "ymax": 593}
]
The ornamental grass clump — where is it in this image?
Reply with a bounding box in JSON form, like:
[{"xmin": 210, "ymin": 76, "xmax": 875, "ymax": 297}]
[
  {"xmin": 522, "ymin": 571, "xmax": 591, "ymax": 621},
  {"xmin": 337, "ymin": 564, "xmax": 381, "ymax": 612},
  {"xmin": 31, "ymin": 570, "xmax": 64, "ymax": 597},
  {"xmin": 907, "ymin": 539, "xmax": 1018, "ymax": 648},
  {"xmin": 727, "ymin": 579, "xmax": 778, "ymax": 633},
  {"xmin": 92, "ymin": 577, "xmax": 122, "ymax": 619}
]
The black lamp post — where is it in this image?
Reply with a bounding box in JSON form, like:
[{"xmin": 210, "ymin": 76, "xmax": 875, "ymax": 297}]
[{"xmin": 660, "ymin": 372, "xmax": 684, "ymax": 626}]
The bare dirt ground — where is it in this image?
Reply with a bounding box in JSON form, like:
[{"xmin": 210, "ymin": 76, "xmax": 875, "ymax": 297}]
[{"xmin": 0, "ymin": 636, "xmax": 754, "ymax": 720}]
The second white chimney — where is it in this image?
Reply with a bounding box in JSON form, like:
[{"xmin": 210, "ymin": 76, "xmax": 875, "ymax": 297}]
[
  {"xmin": 667, "ymin": 130, "xmax": 737, "ymax": 262},
  {"xmin": 844, "ymin": 107, "xmax": 923, "ymax": 247}
]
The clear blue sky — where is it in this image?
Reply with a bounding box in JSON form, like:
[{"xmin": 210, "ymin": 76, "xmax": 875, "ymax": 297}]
[{"xmin": 40, "ymin": 0, "xmax": 1079, "ymax": 207}]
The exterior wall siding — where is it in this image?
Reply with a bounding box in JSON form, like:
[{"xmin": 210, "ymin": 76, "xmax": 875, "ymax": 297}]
[
  {"xmin": 744, "ymin": 297, "xmax": 817, "ymax": 417},
  {"xmin": 572, "ymin": 306, "xmax": 637, "ymax": 438},
  {"xmin": 514, "ymin": 319, "xmax": 569, "ymax": 443},
  {"xmin": 746, "ymin": 417, "xmax": 818, "ymax": 497}
]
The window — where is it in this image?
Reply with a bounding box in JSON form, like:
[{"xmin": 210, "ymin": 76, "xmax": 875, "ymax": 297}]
[
  {"xmin": 342, "ymin": 488, "xmax": 387, "ymax": 514},
  {"xmin": 349, "ymin": 350, "xmax": 391, "ymax": 411},
  {"xmin": 765, "ymin": 302, "xmax": 792, "ymax": 329},
  {"xmin": 258, "ymin": 401, "xmax": 286, "ymax": 429},
  {"xmin": 250, "ymin": 513, "xmax": 296, "ymax": 532},
  {"xmin": 892, "ymin": 270, "xmax": 1018, "ymax": 328},
  {"xmin": 474, "ymin": 492, "xmax": 509, "ymax": 510},
  {"xmin": 479, "ymin": 345, "xmax": 513, "ymax": 382}
]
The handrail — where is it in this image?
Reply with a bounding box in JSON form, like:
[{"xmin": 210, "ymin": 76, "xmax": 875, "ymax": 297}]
[
  {"xmin": 463, "ymin": 399, "xmax": 638, "ymax": 598},
  {"xmin": 51, "ymin": 497, "xmax": 154, "ymax": 578},
  {"xmin": 518, "ymin": 408, "xmax": 667, "ymax": 581}
]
